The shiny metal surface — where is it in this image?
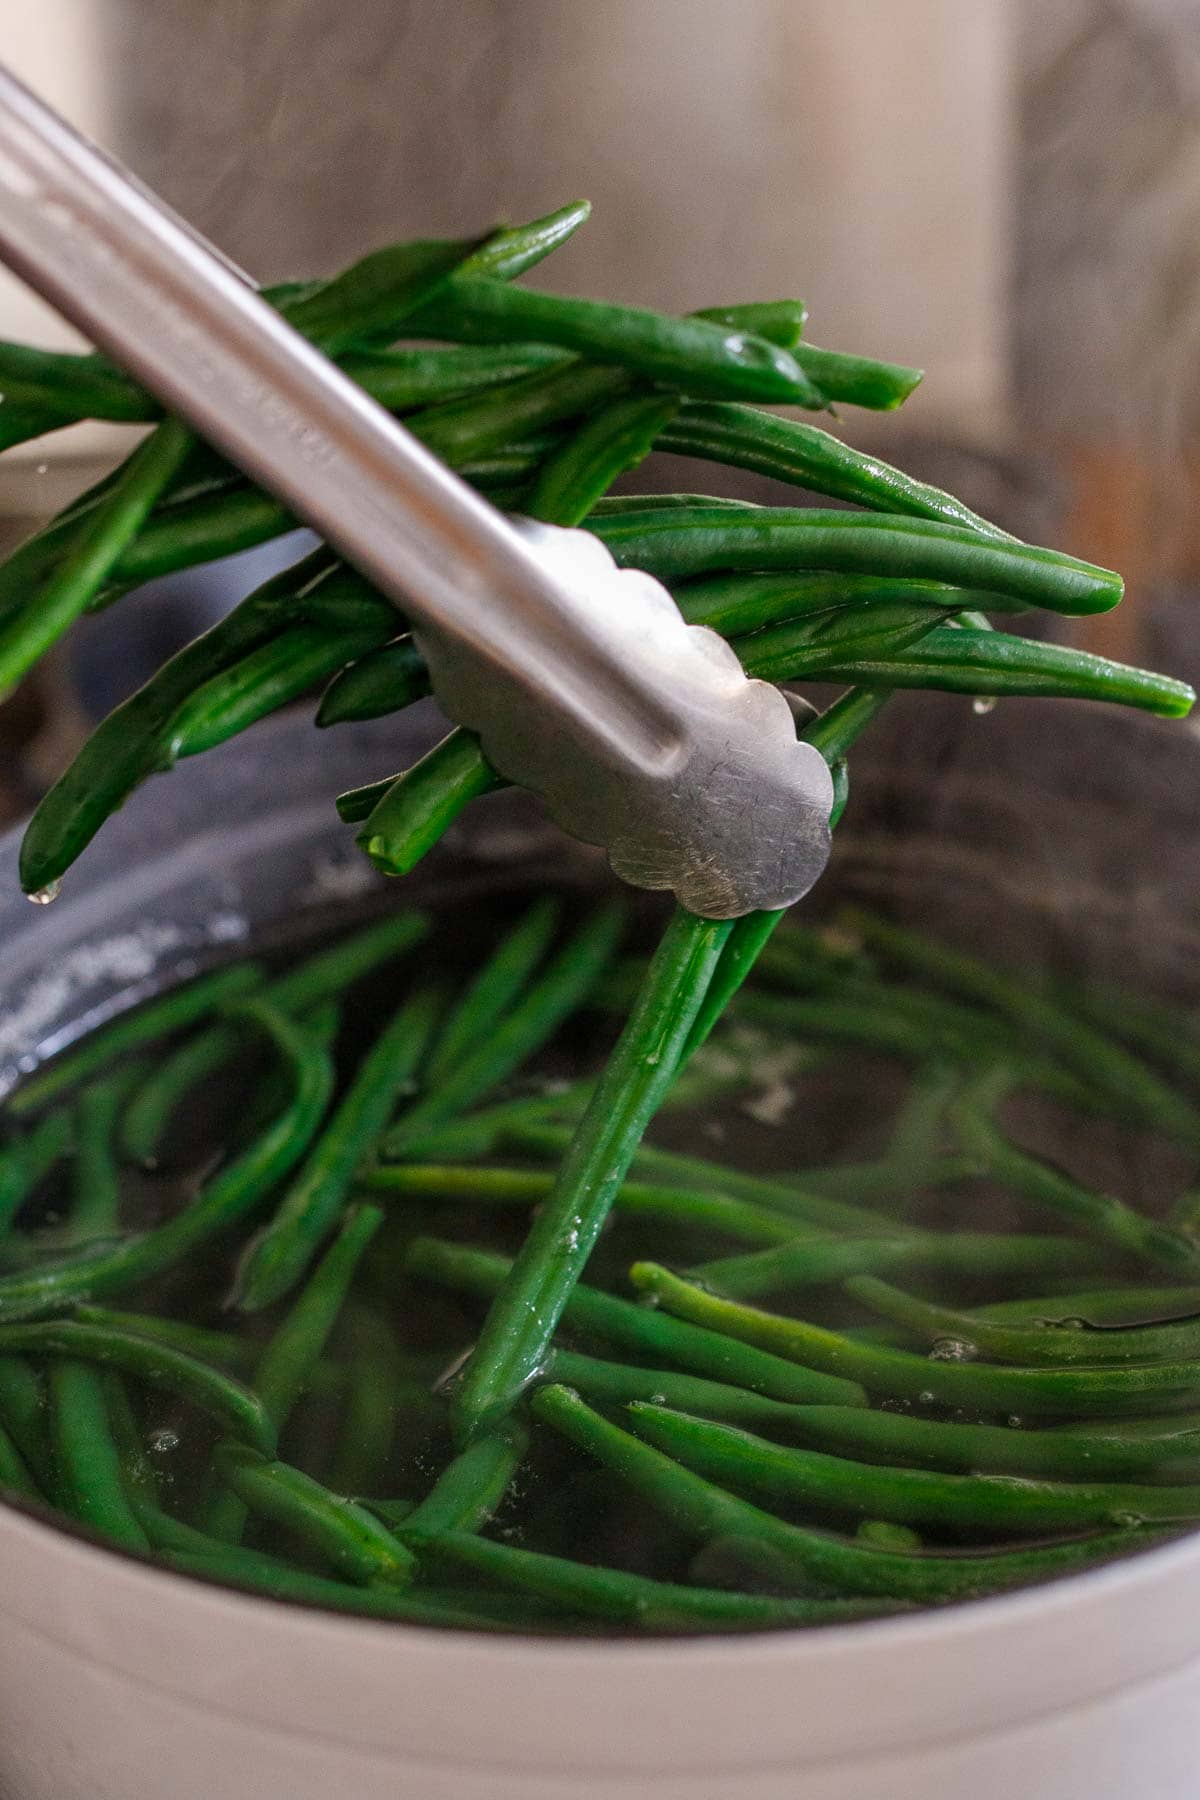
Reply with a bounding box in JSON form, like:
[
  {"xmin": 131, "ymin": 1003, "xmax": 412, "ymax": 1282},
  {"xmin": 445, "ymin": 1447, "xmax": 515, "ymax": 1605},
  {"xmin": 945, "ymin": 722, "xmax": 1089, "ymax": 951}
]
[{"xmin": 0, "ymin": 66, "xmax": 833, "ymax": 918}]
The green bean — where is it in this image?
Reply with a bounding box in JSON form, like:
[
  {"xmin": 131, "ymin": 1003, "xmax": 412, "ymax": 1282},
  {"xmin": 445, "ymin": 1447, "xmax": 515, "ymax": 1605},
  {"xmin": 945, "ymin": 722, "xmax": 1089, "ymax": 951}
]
[
  {"xmin": 237, "ymin": 988, "xmax": 439, "ymax": 1311},
  {"xmin": 254, "ymin": 1206, "xmax": 385, "ymax": 1426},
  {"xmin": 10, "ymin": 962, "xmax": 263, "ymax": 1116},
  {"xmin": 0, "ymin": 1417, "xmax": 37, "ymax": 1499},
  {"xmin": 887, "ymin": 1062, "xmax": 958, "ymax": 1167},
  {"xmin": 525, "ymin": 394, "xmax": 679, "ymax": 528},
  {"xmin": 164, "ymin": 1548, "xmax": 540, "ymax": 1629},
  {"xmin": 18, "ymin": 546, "xmax": 343, "ymax": 895},
  {"xmin": 210, "ymin": 1443, "xmax": 415, "ymax": 1587},
  {"xmin": 977, "ymin": 1286, "xmax": 1200, "ymax": 1327},
  {"xmin": 0, "ymin": 1360, "xmax": 52, "ymax": 1485},
  {"xmin": 344, "ymin": 341, "xmax": 572, "ymax": 406},
  {"xmin": 325, "ymin": 1303, "xmax": 408, "ymax": 1496},
  {"xmin": 451, "ymin": 201, "xmax": 593, "ymax": 284},
  {"xmin": 0, "ymin": 1002, "xmax": 333, "ymax": 1321},
  {"xmin": 413, "ymin": 1529, "xmax": 898, "ymax": 1629},
  {"xmin": 784, "ymin": 342, "xmax": 922, "ymax": 411},
  {"xmin": 535, "ymin": 1385, "xmax": 1165, "ymax": 1603},
  {"xmin": 692, "ymin": 300, "xmax": 809, "ymax": 349},
  {"xmin": 405, "ymin": 1236, "xmax": 865, "ymax": 1406},
  {"xmin": 356, "ymin": 729, "xmax": 503, "ymax": 876},
  {"xmin": 587, "ymin": 506, "xmax": 1123, "ymax": 616},
  {"xmin": 734, "ymin": 603, "xmax": 966, "ymax": 682},
  {"xmin": 315, "ymin": 637, "xmax": 432, "ymax": 727},
  {"xmin": 850, "ymin": 911, "xmax": 1200, "ymax": 1149},
  {"xmin": 208, "ymin": 1204, "xmax": 384, "ymax": 1539},
  {"xmin": 0, "ymin": 1107, "xmax": 74, "ymax": 1231},
  {"xmin": 409, "ymin": 279, "xmax": 828, "ymax": 407},
  {"xmin": 539, "ymin": 1348, "xmax": 854, "ymax": 1434},
  {"xmin": 451, "ymin": 908, "xmax": 733, "ymax": 1439},
  {"xmin": 276, "ymin": 234, "xmax": 485, "ymax": 355},
  {"xmin": 399, "ymin": 1421, "xmax": 527, "ymax": 1539},
  {"xmin": 76, "ymin": 1306, "xmax": 250, "ymax": 1373},
  {"xmin": 385, "ymin": 905, "xmax": 624, "ymax": 1156},
  {"xmin": 364, "ymin": 1161, "xmax": 806, "ymax": 1246},
  {"xmin": 848, "ymin": 1274, "xmax": 1200, "ymax": 1368},
  {"xmin": 49, "ymin": 1361, "xmax": 150, "ymax": 1549},
  {"xmin": 167, "ymin": 618, "xmax": 395, "ymax": 760},
  {"xmin": 68, "ymin": 1077, "xmax": 125, "ymax": 1241},
  {"xmin": 506, "ymin": 1123, "xmax": 906, "ymax": 1237},
  {"xmin": 658, "ymin": 404, "xmax": 1008, "ymax": 533},
  {"xmin": 0, "ymin": 419, "xmax": 193, "ymax": 697},
  {"xmin": 410, "ymin": 360, "xmax": 630, "ymax": 467},
  {"xmin": 630, "ymin": 1404, "xmax": 1200, "ymax": 1534},
  {"xmin": 121, "ymin": 913, "xmax": 427, "ymax": 1165},
  {"xmin": 691, "ymin": 1231, "xmax": 1112, "ymax": 1301},
  {"xmin": 675, "ymin": 571, "xmax": 1018, "ymax": 637},
  {"xmin": 425, "ymin": 897, "xmax": 562, "ymax": 1087},
  {"xmin": 951, "ymin": 1071, "xmax": 1200, "ymax": 1274},
  {"xmin": 801, "ymin": 627, "xmax": 1195, "ymax": 716},
  {"xmin": 0, "ymin": 341, "xmax": 155, "ymax": 424},
  {"xmin": 0, "ymin": 1320, "xmax": 275, "ymax": 1452},
  {"xmin": 772, "ymin": 1402, "xmax": 1200, "ymax": 1485},
  {"xmin": 336, "ymin": 774, "xmax": 399, "ymax": 825},
  {"xmin": 630, "ymin": 1264, "xmax": 1200, "ymax": 1417}
]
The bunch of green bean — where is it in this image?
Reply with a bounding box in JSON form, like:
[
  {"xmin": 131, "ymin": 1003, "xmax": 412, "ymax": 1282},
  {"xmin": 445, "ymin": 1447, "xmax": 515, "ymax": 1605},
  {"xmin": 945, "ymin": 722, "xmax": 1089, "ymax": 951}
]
[
  {"xmin": 1, "ymin": 895, "xmax": 1200, "ymax": 1632},
  {"xmin": 1, "ymin": 197, "xmax": 1197, "ymax": 1633}
]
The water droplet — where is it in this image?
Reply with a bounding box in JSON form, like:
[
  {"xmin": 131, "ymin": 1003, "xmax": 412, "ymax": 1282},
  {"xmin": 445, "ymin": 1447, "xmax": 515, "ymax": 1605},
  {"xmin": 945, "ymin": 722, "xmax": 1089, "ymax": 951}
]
[
  {"xmin": 1006, "ymin": 1416, "xmax": 1023, "ymax": 1430},
  {"xmin": 1053, "ymin": 1317, "xmax": 1088, "ymax": 1332},
  {"xmin": 649, "ymin": 1393, "xmax": 667, "ymax": 1407},
  {"xmin": 929, "ymin": 1337, "xmax": 975, "ymax": 1362},
  {"xmin": 972, "ymin": 696, "xmax": 997, "ymax": 716},
  {"xmin": 917, "ymin": 1389, "xmax": 936, "ymax": 1406},
  {"xmin": 35, "ymin": 462, "xmax": 48, "ymax": 476},
  {"xmin": 148, "ymin": 1428, "xmax": 180, "ymax": 1454},
  {"xmin": 27, "ymin": 881, "xmax": 61, "ymax": 906},
  {"xmin": 1111, "ymin": 1510, "xmax": 1143, "ymax": 1529}
]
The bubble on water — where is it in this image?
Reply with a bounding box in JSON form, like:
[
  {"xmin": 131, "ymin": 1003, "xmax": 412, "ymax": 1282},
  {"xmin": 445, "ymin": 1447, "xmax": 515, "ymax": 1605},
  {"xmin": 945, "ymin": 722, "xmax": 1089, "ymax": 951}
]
[
  {"xmin": 148, "ymin": 1428, "xmax": 180, "ymax": 1454},
  {"xmin": 27, "ymin": 881, "xmax": 61, "ymax": 906},
  {"xmin": 972, "ymin": 696, "xmax": 997, "ymax": 716},
  {"xmin": 929, "ymin": 1337, "xmax": 975, "ymax": 1362}
]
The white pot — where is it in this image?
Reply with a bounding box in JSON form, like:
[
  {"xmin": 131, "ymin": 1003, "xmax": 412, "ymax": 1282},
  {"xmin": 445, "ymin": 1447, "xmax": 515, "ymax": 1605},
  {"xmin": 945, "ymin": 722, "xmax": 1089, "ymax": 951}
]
[
  {"xmin": 2, "ymin": 706, "xmax": 1198, "ymax": 1800},
  {"xmin": 0, "ymin": 1495, "xmax": 1198, "ymax": 1800}
]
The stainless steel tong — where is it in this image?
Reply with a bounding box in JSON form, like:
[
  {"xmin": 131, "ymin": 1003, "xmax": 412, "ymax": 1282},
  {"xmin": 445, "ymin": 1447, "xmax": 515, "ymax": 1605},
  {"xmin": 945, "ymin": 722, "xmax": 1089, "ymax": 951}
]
[{"xmin": 0, "ymin": 66, "xmax": 833, "ymax": 918}]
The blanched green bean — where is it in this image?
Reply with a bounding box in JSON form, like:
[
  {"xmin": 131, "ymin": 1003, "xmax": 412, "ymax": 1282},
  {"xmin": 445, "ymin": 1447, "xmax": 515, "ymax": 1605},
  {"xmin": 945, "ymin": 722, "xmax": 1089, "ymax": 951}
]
[
  {"xmin": 631, "ymin": 1264, "xmax": 1200, "ymax": 1417},
  {"xmin": 587, "ymin": 506, "xmax": 1123, "ymax": 616},
  {"xmin": 236, "ymin": 988, "xmax": 439, "ymax": 1311},
  {"xmin": 356, "ymin": 730, "xmax": 503, "ymax": 877},
  {"xmin": 451, "ymin": 908, "xmax": 733, "ymax": 1439},
  {"xmin": 629, "ymin": 1404, "xmax": 1200, "ymax": 1534},
  {"xmin": 211, "ymin": 1443, "xmax": 415, "ymax": 1587},
  {"xmin": 658, "ymin": 404, "xmax": 1008, "ymax": 534},
  {"xmin": 0, "ymin": 1003, "xmax": 333, "ymax": 1321},
  {"xmin": 848, "ymin": 1274, "xmax": 1200, "ymax": 1367},
  {"xmin": 425, "ymin": 898, "xmax": 561, "ymax": 1086},
  {"xmin": 385, "ymin": 905, "xmax": 624, "ymax": 1156},
  {"xmin": 413, "ymin": 1529, "xmax": 899, "ymax": 1629},
  {"xmin": 405, "ymin": 1236, "xmax": 865, "ymax": 1406},
  {"xmin": 10, "ymin": 962, "xmax": 263, "ymax": 1116},
  {"xmin": 536, "ymin": 1385, "xmax": 1166, "ymax": 1604}
]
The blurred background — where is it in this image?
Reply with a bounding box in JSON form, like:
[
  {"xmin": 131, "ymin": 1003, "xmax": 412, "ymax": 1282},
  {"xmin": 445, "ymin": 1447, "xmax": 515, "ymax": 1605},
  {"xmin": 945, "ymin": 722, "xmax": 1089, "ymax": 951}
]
[{"xmin": 1, "ymin": 0, "xmax": 1198, "ymax": 814}]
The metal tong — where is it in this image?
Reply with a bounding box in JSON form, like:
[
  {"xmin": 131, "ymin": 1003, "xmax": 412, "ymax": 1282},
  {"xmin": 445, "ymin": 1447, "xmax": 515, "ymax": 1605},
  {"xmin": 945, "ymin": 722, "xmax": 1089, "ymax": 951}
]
[{"xmin": 0, "ymin": 66, "xmax": 833, "ymax": 918}]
